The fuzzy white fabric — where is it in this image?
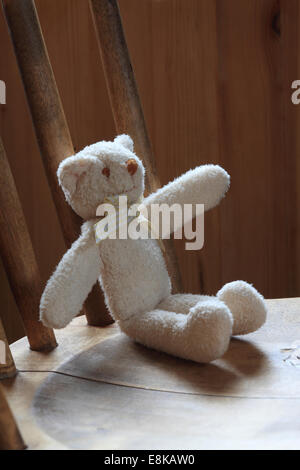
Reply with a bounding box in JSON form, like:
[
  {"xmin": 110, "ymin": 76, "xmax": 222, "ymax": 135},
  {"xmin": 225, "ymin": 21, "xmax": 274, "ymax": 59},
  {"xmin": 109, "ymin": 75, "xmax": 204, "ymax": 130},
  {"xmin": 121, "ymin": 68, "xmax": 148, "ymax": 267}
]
[
  {"xmin": 217, "ymin": 281, "xmax": 267, "ymax": 335},
  {"xmin": 40, "ymin": 134, "xmax": 267, "ymax": 363},
  {"xmin": 121, "ymin": 295, "xmax": 233, "ymax": 363},
  {"xmin": 57, "ymin": 136, "xmax": 145, "ymax": 220},
  {"xmin": 40, "ymin": 221, "xmax": 102, "ymax": 329},
  {"xmin": 146, "ymin": 164, "xmax": 230, "ymax": 214}
]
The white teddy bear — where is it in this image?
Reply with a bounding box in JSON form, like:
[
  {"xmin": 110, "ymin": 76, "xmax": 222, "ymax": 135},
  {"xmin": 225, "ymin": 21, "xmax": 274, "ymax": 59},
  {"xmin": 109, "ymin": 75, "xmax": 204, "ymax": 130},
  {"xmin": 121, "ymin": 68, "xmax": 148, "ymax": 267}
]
[{"xmin": 40, "ymin": 134, "xmax": 267, "ymax": 363}]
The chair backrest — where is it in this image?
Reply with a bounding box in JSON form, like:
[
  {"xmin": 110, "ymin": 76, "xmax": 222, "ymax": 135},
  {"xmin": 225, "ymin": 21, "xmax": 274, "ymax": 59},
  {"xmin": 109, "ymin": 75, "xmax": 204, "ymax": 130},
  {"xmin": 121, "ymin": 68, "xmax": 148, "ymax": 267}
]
[
  {"xmin": 2, "ymin": 0, "xmax": 182, "ymax": 327},
  {"xmin": 2, "ymin": 0, "xmax": 110, "ymax": 327},
  {"xmin": 89, "ymin": 0, "xmax": 183, "ymax": 292},
  {"xmin": 0, "ymin": 136, "xmax": 52, "ymax": 449},
  {"xmin": 0, "ymin": 137, "xmax": 57, "ymax": 353},
  {"xmin": 0, "ymin": 0, "xmax": 183, "ymax": 448}
]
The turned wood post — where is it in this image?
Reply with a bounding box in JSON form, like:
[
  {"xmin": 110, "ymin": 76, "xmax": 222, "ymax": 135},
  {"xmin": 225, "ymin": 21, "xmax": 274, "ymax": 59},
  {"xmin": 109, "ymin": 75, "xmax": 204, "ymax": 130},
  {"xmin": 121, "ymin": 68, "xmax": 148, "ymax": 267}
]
[
  {"xmin": 0, "ymin": 317, "xmax": 17, "ymax": 380},
  {"xmin": 0, "ymin": 384, "xmax": 26, "ymax": 450},
  {"xmin": 2, "ymin": 0, "xmax": 112, "ymax": 326},
  {"xmin": 89, "ymin": 0, "xmax": 183, "ymax": 292},
  {"xmin": 0, "ymin": 137, "xmax": 57, "ymax": 351}
]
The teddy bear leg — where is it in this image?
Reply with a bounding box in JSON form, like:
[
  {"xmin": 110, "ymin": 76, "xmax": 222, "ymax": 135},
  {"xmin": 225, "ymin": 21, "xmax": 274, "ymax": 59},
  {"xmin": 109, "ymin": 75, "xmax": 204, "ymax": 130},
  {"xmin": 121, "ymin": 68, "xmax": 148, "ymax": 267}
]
[
  {"xmin": 217, "ymin": 281, "xmax": 267, "ymax": 336},
  {"xmin": 158, "ymin": 293, "xmax": 211, "ymax": 314},
  {"xmin": 119, "ymin": 297, "xmax": 233, "ymax": 363}
]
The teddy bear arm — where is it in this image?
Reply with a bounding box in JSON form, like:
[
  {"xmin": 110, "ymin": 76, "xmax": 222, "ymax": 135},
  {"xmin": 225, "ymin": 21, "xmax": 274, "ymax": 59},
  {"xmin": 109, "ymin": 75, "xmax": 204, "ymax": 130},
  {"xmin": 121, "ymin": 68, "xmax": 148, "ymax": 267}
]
[
  {"xmin": 40, "ymin": 223, "xmax": 102, "ymax": 329},
  {"xmin": 144, "ymin": 164, "xmax": 230, "ymax": 228}
]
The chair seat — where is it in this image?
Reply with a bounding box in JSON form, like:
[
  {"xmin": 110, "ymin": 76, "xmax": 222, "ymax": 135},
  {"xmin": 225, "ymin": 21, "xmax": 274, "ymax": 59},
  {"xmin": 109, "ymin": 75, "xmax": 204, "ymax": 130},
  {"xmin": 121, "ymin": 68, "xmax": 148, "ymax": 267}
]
[{"xmin": 3, "ymin": 298, "xmax": 300, "ymax": 450}]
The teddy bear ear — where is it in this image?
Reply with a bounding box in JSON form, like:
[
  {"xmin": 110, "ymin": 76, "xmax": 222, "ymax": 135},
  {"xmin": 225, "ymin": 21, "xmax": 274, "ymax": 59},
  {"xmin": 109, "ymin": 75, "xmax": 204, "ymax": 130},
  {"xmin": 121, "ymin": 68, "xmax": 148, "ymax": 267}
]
[
  {"xmin": 114, "ymin": 134, "xmax": 134, "ymax": 152},
  {"xmin": 57, "ymin": 156, "xmax": 92, "ymax": 197}
]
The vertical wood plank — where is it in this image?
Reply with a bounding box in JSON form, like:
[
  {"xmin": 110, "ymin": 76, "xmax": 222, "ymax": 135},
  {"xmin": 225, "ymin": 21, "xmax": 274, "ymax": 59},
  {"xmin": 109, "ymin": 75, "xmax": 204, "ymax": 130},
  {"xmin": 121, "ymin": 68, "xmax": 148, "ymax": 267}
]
[
  {"xmin": 89, "ymin": 0, "xmax": 160, "ymax": 193},
  {"xmin": 0, "ymin": 261, "xmax": 24, "ymax": 344},
  {"xmin": 0, "ymin": 4, "xmax": 61, "ymax": 343},
  {"xmin": 1, "ymin": 0, "xmax": 300, "ymax": 343},
  {"xmin": 119, "ymin": 0, "xmax": 300, "ymax": 298},
  {"xmin": 0, "ymin": 317, "xmax": 16, "ymax": 379},
  {"xmin": 1, "ymin": 0, "xmax": 79, "ymax": 245},
  {"xmin": 89, "ymin": 0, "xmax": 183, "ymax": 292},
  {"xmin": 216, "ymin": 0, "xmax": 271, "ymax": 295},
  {"xmin": 0, "ymin": 384, "xmax": 26, "ymax": 450},
  {"xmin": 216, "ymin": 0, "xmax": 300, "ymax": 298},
  {"xmin": 279, "ymin": 0, "xmax": 300, "ymax": 295},
  {"xmin": 35, "ymin": 0, "xmax": 115, "ymax": 151},
  {"xmin": 0, "ymin": 137, "xmax": 57, "ymax": 351},
  {"xmin": 2, "ymin": 0, "xmax": 112, "ymax": 326},
  {"xmin": 119, "ymin": 0, "xmax": 222, "ymax": 294}
]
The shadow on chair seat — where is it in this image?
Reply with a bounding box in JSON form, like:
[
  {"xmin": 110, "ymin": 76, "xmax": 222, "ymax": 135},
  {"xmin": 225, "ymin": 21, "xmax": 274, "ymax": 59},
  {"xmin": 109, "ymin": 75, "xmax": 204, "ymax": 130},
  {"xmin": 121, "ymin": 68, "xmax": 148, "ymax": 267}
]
[
  {"xmin": 31, "ymin": 316, "xmax": 300, "ymax": 450},
  {"xmin": 4, "ymin": 298, "xmax": 300, "ymax": 450}
]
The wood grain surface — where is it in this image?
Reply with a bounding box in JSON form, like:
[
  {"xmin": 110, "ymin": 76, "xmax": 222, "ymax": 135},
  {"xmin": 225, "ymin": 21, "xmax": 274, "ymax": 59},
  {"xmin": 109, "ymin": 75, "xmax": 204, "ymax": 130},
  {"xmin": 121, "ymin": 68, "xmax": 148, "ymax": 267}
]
[
  {"xmin": 89, "ymin": 0, "xmax": 183, "ymax": 292},
  {"xmin": 1, "ymin": 0, "xmax": 300, "ymax": 342},
  {"xmin": 2, "ymin": 0, "xmax": 113, "ymax": 327},
  {"xmin": 0, "ymin": 384, "xmax": 26, "ymax": 450},
  {"xmin": 0, "ymin": 137, "xmax": 57, "ymax": 351},
  {"xmin": 0, "ymin": 317, "xmax": 16, "ymax": 379},
  {"xmin": 2, "ymin": 298, "xmax": 300, "ymax": 450}
]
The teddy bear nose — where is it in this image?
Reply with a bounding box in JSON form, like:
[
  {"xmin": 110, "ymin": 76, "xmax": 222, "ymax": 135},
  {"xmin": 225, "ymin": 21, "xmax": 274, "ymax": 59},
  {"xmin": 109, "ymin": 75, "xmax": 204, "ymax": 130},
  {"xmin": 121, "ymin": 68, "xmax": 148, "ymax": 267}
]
[{"xmin": 126, "ymin": 159, "xmax": 138, "ymax": 176}]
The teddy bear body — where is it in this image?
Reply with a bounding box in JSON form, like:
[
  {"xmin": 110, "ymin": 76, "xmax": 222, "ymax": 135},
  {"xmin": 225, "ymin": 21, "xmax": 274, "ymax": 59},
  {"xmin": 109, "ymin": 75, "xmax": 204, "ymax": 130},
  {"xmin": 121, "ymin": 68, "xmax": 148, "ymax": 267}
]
[
  {"xmin": 99, "ymin": 237, "xmax": 171, "ymax": 321},
  {"xmin": 40, "ymin": 134, "xmax": 267, "ymax": 363}
]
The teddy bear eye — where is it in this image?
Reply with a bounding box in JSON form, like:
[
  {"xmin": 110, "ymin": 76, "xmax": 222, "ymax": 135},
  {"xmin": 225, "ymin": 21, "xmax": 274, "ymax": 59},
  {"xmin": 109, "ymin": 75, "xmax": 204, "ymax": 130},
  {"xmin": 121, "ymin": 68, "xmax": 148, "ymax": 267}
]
[{"xmin": 102, "ymin": 167, "xmax": 110, "ymax": 178}]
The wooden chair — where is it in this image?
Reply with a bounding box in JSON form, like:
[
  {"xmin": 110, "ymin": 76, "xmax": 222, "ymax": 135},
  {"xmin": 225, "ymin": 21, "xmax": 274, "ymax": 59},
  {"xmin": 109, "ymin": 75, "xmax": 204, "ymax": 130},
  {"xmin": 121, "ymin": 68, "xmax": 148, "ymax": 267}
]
[{"xmin": 0, "ymin": 0, "xmax": 300, "ymax": 450}]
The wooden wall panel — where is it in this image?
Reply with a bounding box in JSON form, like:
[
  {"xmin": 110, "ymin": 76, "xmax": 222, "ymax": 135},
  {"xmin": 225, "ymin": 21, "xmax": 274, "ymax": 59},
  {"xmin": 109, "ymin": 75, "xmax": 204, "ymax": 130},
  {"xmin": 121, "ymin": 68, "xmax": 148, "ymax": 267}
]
[
  {"xmin": 0, "ymin": 0, "xmax": 299, "ymax": 342},
  {"xmin": 119, "ymin": 0, "xmax": 222, "ymax": 295},
  {"xmin": 35, "ymin": 0, "xmax": 115, "ymax": 150},
  {"xmin": 120, "ymin": 0, "xmax": 300, "ymax": 298},
  {"xmin": 0, "ymin": 5, "xmax": 62, "ymax": 342},
  {"xmin": 215, "ymin": 0, "xmax": 300, "ymax": 298},
  {"xmin": 0, "ymin": 0, "xmax": 115, "ymax": 342}
]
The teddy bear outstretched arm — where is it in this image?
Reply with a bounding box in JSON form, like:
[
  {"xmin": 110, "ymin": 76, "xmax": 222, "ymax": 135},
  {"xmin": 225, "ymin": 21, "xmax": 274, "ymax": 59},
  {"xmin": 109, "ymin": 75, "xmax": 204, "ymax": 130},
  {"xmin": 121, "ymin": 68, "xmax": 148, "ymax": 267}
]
[
  {"xmin": 40, "ymin": 221, "xmax": 102, "ymax": 329},
  {"xmin": 144, "ymin": 164, "xmax": 230, "ymax": 234}
]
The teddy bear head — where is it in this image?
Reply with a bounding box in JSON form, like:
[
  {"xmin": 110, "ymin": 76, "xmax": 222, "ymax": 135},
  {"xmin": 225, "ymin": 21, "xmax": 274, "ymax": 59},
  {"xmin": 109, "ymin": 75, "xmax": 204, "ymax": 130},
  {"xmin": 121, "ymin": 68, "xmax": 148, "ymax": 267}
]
[{"xmin": 57, "ymin": 134, "xmax": 145, "ymax": 220}]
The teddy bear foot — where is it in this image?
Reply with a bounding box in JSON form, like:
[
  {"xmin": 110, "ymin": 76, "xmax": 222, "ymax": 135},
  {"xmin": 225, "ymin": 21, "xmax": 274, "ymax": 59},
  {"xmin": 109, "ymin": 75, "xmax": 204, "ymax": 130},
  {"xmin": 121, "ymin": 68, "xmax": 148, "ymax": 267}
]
[
  {"xmin": 186, "ymin": 298, "xmax": 233, "ymax": 362},
  {"xmin": 217, "ymin": 281, "xmax": 267, "ymax": 336}
]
